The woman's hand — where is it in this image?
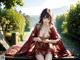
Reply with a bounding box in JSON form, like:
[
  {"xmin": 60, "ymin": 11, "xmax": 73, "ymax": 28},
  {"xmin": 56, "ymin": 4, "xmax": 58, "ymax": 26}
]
[
  {"xmin": 33, "ymin": 37, "xmax": 42, "ymax": 42},
  {"xmin": 51, "ymin": 40, "xmax": 59, "ymax": 44},
  {"xmin": 42, "ymin": 39, "xmax": 50, "ymax": 43},
  {"xmin": 42, "ymin": 39, "xmax": 59, "ymax": 44}
]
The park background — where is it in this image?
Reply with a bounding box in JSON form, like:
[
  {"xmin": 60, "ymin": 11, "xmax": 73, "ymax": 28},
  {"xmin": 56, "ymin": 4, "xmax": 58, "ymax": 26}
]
[{"xmin": 0, "ymin": 0, "xmax": 80, "ymax": 58}]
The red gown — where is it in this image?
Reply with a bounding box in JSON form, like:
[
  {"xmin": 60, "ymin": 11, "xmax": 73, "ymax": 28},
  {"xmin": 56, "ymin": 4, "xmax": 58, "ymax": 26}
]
[{"xmin": 5, "ymin": 23, "xmax": 72, "ymax": 57}]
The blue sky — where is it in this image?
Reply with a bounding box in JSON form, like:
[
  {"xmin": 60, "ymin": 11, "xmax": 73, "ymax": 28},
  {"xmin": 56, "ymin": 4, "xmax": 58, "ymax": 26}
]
[
  {"xmin": 23, "ymin": 0, "xmax": 46, "ymax": 7},
  {"xmin": 16, "ymin": 0, "xmax": 78, "ymax": 15}
]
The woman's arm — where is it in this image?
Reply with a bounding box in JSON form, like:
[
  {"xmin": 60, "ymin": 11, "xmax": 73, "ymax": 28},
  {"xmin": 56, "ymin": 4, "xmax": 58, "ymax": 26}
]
[
  {"xmin": 33, "ymin": 37, "xmax": 42, "ymax": 42},
  {"xmin": 42, "ymin": 39, "xmax": 59, "ymax": 44},
  {"xmin": 32, "ymin": 23, "xmax": 42, "ymax": 42},
  {"xmin": 33, "ymin": 36, "xmax": 59, "ymax": 43}
]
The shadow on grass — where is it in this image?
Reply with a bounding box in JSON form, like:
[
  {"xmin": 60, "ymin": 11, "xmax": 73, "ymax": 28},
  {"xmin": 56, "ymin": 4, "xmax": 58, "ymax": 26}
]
[{"xmin": 60, "ymin": 33, "xmax": 80, "ymax": 58}]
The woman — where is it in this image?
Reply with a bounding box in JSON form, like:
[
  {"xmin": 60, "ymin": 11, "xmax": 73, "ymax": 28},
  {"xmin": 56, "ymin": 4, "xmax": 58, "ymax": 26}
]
[{"xmin": 5, "ymin": 8, "xmax": 72, "ymax": 60}]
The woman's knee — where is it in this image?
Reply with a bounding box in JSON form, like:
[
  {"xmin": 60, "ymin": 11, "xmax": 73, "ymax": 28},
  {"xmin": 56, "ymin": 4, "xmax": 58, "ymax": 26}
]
[
  {"xmin": 36, "ymin": 53, "xmax": 44, "ymax": 60},
  {"xmin": 45, "ymin": 52, "xmax": 52, "ymax": 60}
]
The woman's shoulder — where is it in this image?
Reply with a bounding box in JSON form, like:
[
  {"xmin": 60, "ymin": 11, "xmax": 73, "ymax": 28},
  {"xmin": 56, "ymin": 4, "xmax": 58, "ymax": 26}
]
[
  {"xmin": 35, "ymin": 23, "xmax": 41, "ymax": 29},
  {"xmin": 36, "ymin": 23, "xmax": 41, "ymax": 25},
  {"xmin": 50, "ymin": 23, "xmax": 56, "ymax": 29}
]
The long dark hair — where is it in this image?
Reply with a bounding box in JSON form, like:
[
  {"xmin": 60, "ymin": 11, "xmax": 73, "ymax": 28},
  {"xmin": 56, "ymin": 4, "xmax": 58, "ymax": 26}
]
[{"xmin": 39, "ymin": 8, "xmax": 52, "ymax": 24}]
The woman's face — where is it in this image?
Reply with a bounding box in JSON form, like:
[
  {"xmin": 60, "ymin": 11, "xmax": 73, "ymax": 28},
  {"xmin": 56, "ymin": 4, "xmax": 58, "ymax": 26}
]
[{"xmin": 43, "ymin": 17, "xmax": 50, "ymax": 25}]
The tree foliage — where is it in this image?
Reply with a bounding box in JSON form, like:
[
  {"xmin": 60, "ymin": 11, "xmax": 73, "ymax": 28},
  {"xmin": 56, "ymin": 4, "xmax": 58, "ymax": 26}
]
[
  {"xmin": 67, "ymin": 1, "xmax": 80, "ymax": 37},
  {"xmin": 22, "ymin": 13, "xmax": 30, "ymax": 31},
  {"xmin": 0, "ymin": 9, "xmax": 26, "ymax": 34},
  {"xmin": 55, "ymin": 14, "xmax": 66, "ymax": 33},
  {"xmin": 0, "ymin": 0, "xmax": 23, "ymax": 9}
]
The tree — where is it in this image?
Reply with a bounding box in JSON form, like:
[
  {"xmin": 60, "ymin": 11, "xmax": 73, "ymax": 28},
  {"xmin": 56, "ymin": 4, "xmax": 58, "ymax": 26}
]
[
  {"xmin": 0, "ymin": 0, "xmax": 23, "ymax": 9},
  {"xmin": 0, "ymin": 9, "xmax": 26, "ymax": 35},
  {"xmin": 67, "ymin": 2, "xmax": 80, "ymax": 37},
  {"xmin": 19, "ymin": 11, "xmax": 31, "ymax": 31},
  {"xmin": 55, "ymin": 14, "xmax": 66, "ymax": 33},
  {"xmin": 24, "ymin": 15, "xmax": 30, "ymax": 31}
]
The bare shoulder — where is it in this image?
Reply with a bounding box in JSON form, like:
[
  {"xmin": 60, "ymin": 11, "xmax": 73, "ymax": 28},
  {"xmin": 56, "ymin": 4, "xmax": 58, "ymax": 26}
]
[
  {"xmin": 36, "ymin": 23, "xmax": 41, "ymax": 29},
  {"xmin": 50, "ymin": 24, "xmax": 56, "ymax": 29}
]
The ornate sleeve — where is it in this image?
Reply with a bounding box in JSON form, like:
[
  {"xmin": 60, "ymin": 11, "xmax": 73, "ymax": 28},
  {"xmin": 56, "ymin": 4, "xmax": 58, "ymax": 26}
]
[
  {"xmin": 31, "ymin": 23, "xmax": 41, "ymax": 37},
  {"xmin": 31, "ymin": 24, "xmax": 38, "ymax": 37},
  {"xmin": 50, "ymin": 24, "xmax": 61, "ymax": 40}
]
